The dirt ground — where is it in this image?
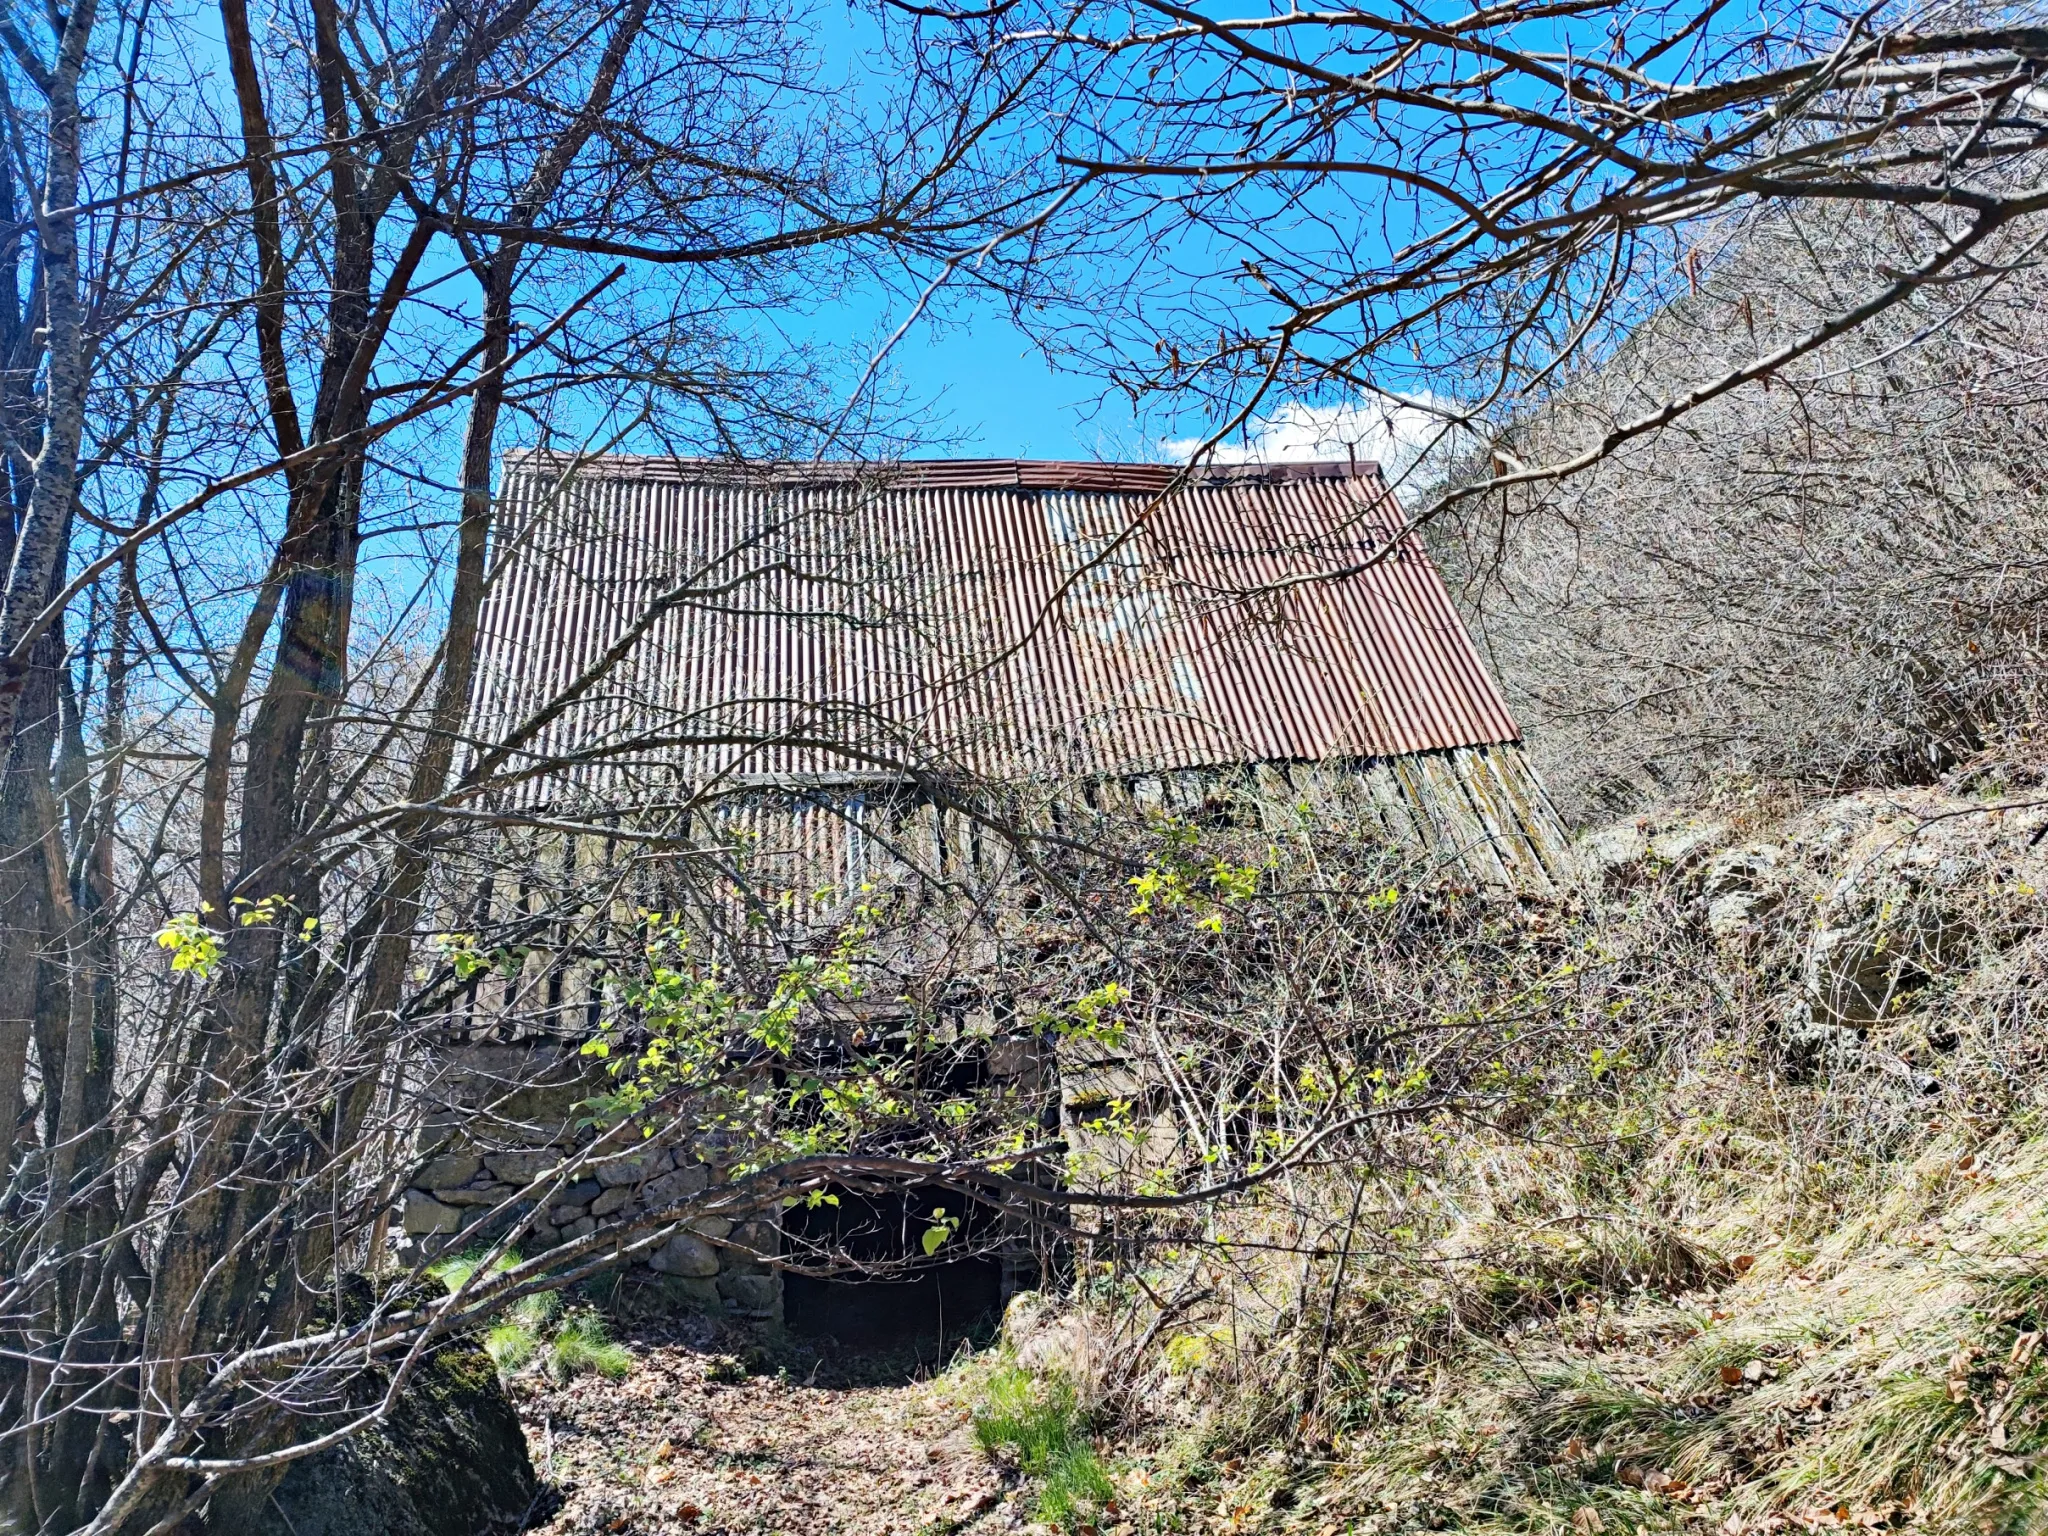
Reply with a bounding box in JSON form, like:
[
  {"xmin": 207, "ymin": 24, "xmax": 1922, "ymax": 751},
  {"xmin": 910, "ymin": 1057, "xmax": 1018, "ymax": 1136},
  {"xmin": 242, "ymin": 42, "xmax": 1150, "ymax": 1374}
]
[{"xmin": 515, "ymin": 1310, "xmax": 1028, "ymax": 1536}]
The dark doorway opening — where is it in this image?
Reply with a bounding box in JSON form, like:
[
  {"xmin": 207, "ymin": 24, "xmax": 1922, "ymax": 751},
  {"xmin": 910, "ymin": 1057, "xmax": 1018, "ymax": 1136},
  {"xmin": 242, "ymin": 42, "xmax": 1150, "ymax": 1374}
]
[{"xmin": 780, "ymin": 1185, "xmax": 1006, "ymax": 1359}]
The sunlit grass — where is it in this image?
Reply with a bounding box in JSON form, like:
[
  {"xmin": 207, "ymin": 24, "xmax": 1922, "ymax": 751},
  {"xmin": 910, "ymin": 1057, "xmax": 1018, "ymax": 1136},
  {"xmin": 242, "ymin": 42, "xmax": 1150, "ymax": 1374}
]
[
  {"xmin": 426, "ymin": 1245, "xmax": 512, "ymax": 1293},
  {"xmin": 549, "ymin": 1306, "xmax": 634, "ymax": 1381},
  {"xmin": 973, "ymin": 1364, "xmax": 1112, "ymax": 1531},
  {"xmin": 427, "ymin": 1246, "xmax": 603, "ymax": 1377}
]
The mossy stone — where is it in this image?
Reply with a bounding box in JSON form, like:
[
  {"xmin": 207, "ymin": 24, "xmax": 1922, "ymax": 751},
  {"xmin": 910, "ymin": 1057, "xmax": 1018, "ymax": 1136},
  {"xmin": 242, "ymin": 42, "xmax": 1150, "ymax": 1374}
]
[{"xmin": 257, "ymin": 1333, "xmax": 537, "ymax": 1536}]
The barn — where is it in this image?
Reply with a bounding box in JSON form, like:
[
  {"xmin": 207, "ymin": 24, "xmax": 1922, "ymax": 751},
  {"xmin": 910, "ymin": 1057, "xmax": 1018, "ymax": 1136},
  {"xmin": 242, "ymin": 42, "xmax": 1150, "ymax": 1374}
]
[
  {"xmin": 399, "ymin": 454, "xmax": 1568, "ymax": 1346},
  {"xmin": 465, "ymin": 453, "xmax": 1565, "ymax": 892}
]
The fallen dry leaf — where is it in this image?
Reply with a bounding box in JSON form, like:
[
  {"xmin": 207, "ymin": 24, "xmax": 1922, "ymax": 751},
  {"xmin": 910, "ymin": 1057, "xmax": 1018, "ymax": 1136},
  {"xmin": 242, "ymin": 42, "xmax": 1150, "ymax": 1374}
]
[{"xmin": 516, "ymin": 1311, "xmax": 1015, "ymax": 1536}]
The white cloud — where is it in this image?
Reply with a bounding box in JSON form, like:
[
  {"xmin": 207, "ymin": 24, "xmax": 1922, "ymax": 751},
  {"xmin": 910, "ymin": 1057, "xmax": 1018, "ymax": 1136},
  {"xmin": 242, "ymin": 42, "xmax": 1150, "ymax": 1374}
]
[{"xmin": 1163, "ymin": 396, "xmax": 1478, "ymax": 490}]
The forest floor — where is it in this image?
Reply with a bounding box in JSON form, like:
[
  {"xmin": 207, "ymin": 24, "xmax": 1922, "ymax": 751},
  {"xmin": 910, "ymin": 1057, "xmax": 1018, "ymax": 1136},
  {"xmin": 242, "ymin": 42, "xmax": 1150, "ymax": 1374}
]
[{"xmin": 515, "ymin": 1311, "xmax": 1023, "ymax": 1536}]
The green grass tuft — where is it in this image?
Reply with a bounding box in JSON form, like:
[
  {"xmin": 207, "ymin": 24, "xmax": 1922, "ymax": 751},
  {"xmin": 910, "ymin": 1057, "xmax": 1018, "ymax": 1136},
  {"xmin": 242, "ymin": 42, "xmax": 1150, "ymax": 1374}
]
[
  {"xmin": 549, "ymin": 1306, "xmax": 633, "ymax": 1381},
  {"xmin": 426, "ymin": 1246, "xmax": 577, "ymax": 1377},
  {"xmin": 972, "ymin": 1365, "xmax": 1110, "ymax": 1531},
  {"xmin": 485, "ymin": 1319, "xmax": 541, "ymax": 1372},
  {"xmin": 426, "ymin": 1245, "xmax": 513, "ymax": 1293},
  {"xmin": 483, "ymin": 1289, "xmax": 562, "ymax": 1372},
  {"xmin": 1038, "ymin": 1443, "xmax": 1116, "ymax": 1529}
]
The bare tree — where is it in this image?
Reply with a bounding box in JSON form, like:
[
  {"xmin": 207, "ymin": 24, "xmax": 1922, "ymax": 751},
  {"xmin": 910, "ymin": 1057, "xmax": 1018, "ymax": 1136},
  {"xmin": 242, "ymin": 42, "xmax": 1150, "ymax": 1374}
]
[
  {"xmin": 938, "ymin": 0, "xmax": 2048, "ymax": 531},
  {"xmin": 1435, "ymin": 201, "xmax": 2048, "ymax": 817},
  {"xmin": 0, "ymin": 0, "xmax": 1047, "ymax": 1525}
]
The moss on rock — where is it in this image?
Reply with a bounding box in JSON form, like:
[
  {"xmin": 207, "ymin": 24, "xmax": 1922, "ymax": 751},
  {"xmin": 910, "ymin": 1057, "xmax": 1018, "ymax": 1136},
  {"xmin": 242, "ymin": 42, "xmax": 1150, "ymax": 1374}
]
[{"xmin": 257, "ymin": 1333, "xmax": 537, "ymax": 1536}]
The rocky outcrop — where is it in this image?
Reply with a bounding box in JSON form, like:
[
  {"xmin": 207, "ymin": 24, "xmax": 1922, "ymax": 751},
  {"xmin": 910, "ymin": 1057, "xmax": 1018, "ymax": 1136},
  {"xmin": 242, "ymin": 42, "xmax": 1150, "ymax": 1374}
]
[
  {"xmin": 1574, "ymin": 817, "xmax": 1733, "ymax": 891},
  {"xmin": 1578, "ymin": 769, "xmax": 2048, "ymax": 1036},
  {"xmin": 1699, "ymin": 843, "xmax": 1783, "ymax": 944},
  {"xmin": 257, "ymin": 1334, "xmax": 538, "ymax": 1536},
  {"xmin": 1789, "ymin": 787, "xmax": 2048, "ymax": 1026}
]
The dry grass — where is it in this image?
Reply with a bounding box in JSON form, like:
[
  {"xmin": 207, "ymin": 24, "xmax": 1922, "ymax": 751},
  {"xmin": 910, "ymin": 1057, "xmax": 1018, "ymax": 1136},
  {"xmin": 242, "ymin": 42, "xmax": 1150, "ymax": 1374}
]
[
  {"xmin": 998, "ymin": 768, "xmax": 2048, "ymax": 1536},
  {"xmin": 1087, "ymin": 1111, "xmax": 2048, "ymax": 1536}
]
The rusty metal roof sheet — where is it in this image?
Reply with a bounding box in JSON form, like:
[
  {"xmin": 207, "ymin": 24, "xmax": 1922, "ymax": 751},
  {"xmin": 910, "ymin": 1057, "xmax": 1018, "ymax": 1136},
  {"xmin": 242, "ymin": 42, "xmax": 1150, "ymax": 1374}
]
[{"xmin": 468, "ymin": 455, "xmax": 1521, "ymax": 786}]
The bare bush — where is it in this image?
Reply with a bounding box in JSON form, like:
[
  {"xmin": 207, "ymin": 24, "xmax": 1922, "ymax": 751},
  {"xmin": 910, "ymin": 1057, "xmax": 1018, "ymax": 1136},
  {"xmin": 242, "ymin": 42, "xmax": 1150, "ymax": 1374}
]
[{"xmin": 1434, "ymin": 205, "xmax": 2048, "ymax": 817}]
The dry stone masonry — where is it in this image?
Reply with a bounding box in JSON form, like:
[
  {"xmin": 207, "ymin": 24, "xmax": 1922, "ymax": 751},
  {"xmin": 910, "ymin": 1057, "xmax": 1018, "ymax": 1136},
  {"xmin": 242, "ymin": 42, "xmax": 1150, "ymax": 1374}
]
[{"xmin": 397, "ymin": 1041, "xmax": 782, "ymax": 1320}]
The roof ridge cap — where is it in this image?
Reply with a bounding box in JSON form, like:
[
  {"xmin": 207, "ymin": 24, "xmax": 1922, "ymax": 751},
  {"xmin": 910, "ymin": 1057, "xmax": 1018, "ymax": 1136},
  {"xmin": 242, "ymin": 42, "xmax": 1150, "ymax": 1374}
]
[{"xmin": 500, "ymin": 450, "xmax": 1382, "ymax": 490}]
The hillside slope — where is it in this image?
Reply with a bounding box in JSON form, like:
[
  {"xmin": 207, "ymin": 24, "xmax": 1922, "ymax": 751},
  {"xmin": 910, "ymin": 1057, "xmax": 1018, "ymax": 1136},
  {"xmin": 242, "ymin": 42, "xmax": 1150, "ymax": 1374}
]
[
  {"xmin": 499, "ymin": 755, "xmax": 2048, "ymax": 1536},
  {"xmin": 997, "ymin": 753, "xmax": 2048, "ymax": 1536}
]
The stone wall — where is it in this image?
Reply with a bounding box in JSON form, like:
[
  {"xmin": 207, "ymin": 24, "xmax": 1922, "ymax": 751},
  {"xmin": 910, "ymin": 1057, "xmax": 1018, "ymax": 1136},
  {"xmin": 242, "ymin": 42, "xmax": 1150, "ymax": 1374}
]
[{"xmin": 395, "ymin": 1042, "xmax": 782, "ymax": 1320}]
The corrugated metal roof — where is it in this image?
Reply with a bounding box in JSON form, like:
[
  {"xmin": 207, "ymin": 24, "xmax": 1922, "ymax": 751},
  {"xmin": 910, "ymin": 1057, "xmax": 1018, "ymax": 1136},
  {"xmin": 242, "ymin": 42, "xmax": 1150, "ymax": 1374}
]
[{"xmin": 467, "ymin": 455, "xmax": 1522, "ymax": 785}]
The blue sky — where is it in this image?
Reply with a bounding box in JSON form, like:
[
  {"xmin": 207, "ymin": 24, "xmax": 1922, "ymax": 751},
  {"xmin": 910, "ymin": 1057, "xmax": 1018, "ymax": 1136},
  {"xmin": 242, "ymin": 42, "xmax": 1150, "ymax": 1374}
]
[
  {"xmin": 867, "ymin": 284, "xmax": 1455, "ymax": 476},
  {"xmin": 876, "ymin": 290, "xmax": 1138, "ymax": 460}
]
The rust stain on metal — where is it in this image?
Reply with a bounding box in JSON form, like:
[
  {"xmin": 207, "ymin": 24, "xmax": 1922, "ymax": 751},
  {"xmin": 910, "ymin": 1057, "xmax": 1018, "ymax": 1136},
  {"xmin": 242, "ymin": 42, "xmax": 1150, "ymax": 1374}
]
[{"xmin": 470, "ymin": 455, "xmax": 1524, "ymax": 784}]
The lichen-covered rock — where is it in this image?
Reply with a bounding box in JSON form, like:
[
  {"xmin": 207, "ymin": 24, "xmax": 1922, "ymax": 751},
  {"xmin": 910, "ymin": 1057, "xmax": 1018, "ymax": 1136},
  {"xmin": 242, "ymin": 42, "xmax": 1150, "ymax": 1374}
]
[
  {"xmin": 1789, "ymin": 787, "xmax": 2048, "ymax": 1025},
  {"xmin": 1701, "ymin": 844, "xmax": 1780, "ymax": 899},
  {"xmin": 402, "ymin": 1192, "xmax": 463, "ymax": 1236},
  {"xmin": 257, "ymin": 1335, "xmax": 537, "ymax": 1536},
  {"xmin": 650, "ymin": 1232, "xmax": 721, "ymax": 1277},
  {"xmin": 1578, "ymin": 822, "xmax": 1648, "ymax": 882},
  {"xmin": 1699, "ymin": 844, "xmax": 1785, "ymax": 944},
  {"xmin": 1649, "ymin": 821, "xmax": 1730, "ymax": 871}
]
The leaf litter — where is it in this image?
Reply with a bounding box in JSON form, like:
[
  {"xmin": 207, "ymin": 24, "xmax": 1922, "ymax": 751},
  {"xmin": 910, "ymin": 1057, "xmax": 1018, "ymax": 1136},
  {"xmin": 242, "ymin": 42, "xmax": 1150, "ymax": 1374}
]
[{"xmin": 515, "ymin": 1309, "xmax": 1022, "ymax": 1536}]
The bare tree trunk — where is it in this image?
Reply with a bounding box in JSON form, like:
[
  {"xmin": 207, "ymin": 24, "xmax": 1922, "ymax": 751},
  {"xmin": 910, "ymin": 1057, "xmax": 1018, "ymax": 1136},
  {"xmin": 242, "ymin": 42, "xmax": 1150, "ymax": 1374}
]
[{"xmin": 0, "ymin": 0, "xmax": 100, "ymax": 758}]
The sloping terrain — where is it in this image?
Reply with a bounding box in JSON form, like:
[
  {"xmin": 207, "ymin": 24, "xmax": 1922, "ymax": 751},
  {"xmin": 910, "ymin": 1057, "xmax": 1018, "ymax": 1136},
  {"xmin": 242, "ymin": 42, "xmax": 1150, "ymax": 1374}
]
[{"xmin": 511, "ymin": 756, "xmax": 2048, "ymax": 1536}]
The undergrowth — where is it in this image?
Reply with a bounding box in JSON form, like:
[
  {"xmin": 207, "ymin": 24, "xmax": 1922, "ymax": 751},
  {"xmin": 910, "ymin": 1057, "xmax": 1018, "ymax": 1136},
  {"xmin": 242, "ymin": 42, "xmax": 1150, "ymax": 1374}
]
[
  {"xmin": 548, "ymin": 1307, "xmax": 634, "ymax": 1380},
  {"xmin": 971, "ymin": 1363, "xmax": 1115, "ymax": 1531},
  {"xmin": 1068, "ymin": 1108, "xmax": 2048, "ymax": 1536},
  {"xmin": 1011, "ymin": 771, "xmax": 2048, "ymax": 1535},
  {"xmin": 428, "ymin": 1249, "xmax": 631, "ymax": 1381}
]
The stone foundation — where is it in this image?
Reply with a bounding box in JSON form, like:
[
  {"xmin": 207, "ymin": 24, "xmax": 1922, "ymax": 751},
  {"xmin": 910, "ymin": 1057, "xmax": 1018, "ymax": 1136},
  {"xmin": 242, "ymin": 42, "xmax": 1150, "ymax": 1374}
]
[{"xmin": 397, "ymin": 1042, "xmax": 783, "ymax": 1320}]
